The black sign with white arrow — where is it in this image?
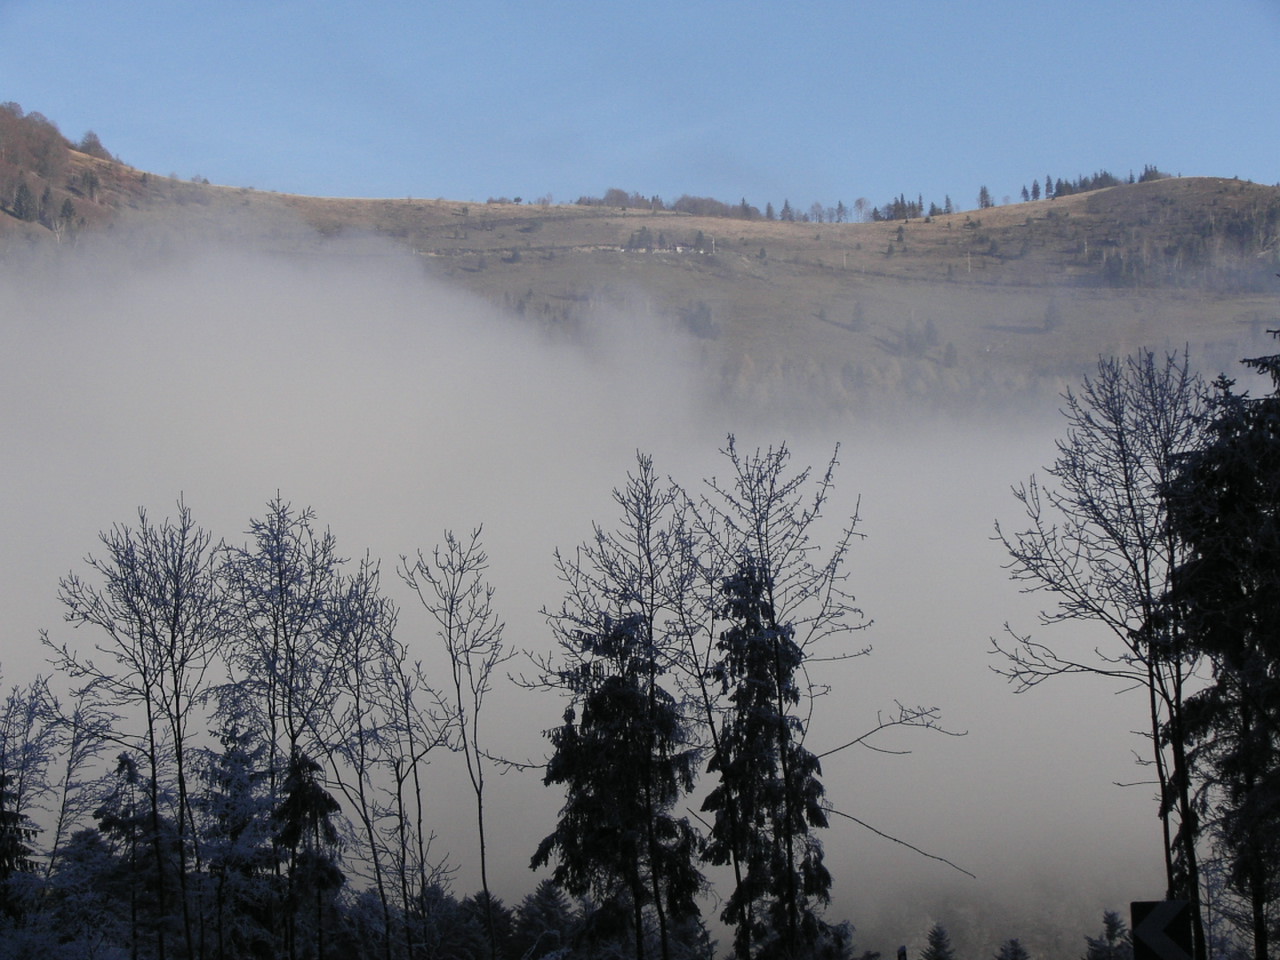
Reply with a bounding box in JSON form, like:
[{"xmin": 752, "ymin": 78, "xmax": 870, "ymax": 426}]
[{"xmin": 1131, "ymin": 900, "xmax": 1192, "ymax": 960}]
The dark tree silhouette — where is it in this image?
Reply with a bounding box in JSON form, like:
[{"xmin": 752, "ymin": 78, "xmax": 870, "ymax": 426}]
[
  {"xmin": 273, "ymin": 748, "xmax": 344, "ymax": 960},
  {"xmin": 703, "ymin": 560, "xmax": 830, "ymax": 960},
  {"xmin": 1162, "ymin": 344, "xmax": 1280, "ymax": 960},
  {"xmin": 687, "ymin": 439, "xmax": 865, "ymax": 960},
  {"xmin": 920, "ymin": 923, "xmax": 956, "ymax": 960},
  {"xmin": 533, "ymin": 454, "xmax": 704, "ymax": 960},
  {"xmin": 1083, "ymin": 910, "xmax": 1133, "ymax": 960},
  {"xmin": 533, "ymin": 613, "xmax": 701, "ymax": 960},
  {"xmin": 994, "ymin": 351, "xmax": 1208, "ymax": 959}
]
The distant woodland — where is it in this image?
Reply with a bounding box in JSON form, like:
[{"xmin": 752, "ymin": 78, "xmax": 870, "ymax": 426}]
[{"xmin": 566, "ymin": 165, "xmax": 1174, "ymax": 225}]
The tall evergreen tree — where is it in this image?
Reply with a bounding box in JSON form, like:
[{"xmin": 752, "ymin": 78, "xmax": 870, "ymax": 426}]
[
  {"xmin": 534, "ymin": 454, "xmax": 704, "ymax": 960},
  {"xmin": 533, "ymin": 614, "xmax": 701, "ymax": 960},
  {"xmin": 920, "ymin": 923, "xmax": 956, "ymax": 960},
  {"xmin": 703, "ymin": 560, "xmax": 830, "ymax": 960},
  {"xmin": 197, "ymin": 717, "xmax": 277, "ymax": 960},
  {"xmin": 1162, "ymin": 344, "xmax": 1280, "ymax": 960},
  {"xmin": 1083, "ymin": 910, "xmax": 1133, "ymax": 960},
  {"xmin": 272, "ymin": 748, "xmax": 344, "ymax": 960},
  {"xmin": 684, "ymin": 439, "xmax": 863, "ymax": 960},
  {"xmin": 11, "ymin": 180, "xmax": 36, "ymax": 221},
  {"xmin": 0, "ymin": 772, "xmax": 37, "ymax": 920},
  {"xmin": 512, "ymin": 878, "xmax": 581, "ymax": 960}
]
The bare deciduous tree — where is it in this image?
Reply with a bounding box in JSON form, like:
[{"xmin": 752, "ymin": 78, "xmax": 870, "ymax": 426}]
[
  {"xmin": 222, "ymin": 496, "xmax": 344, "ymax": 805},
  {"xmin": 50, "ymin": 499, "xmax": 226, "ymax": 960},
  {"xmin": 994, "ymin": 350, "xmax": 1208, "ymax": 960},
  {"xmin": 402, "ymin": 527, "xmax": 513, "ymax": 960}
]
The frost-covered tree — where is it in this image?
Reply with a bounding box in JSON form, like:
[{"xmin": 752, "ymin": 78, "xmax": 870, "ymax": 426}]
[
  {"xmin": 196, "ymin": 712, "xmax": 277, "ymax": 960},
  {"xmin": 222, "ymin": 496, "xmax": 344, "ymax": 807},
  {"xmin": 50, "ymin": 500, "xmax": 226, "ymax": 960},
  {"xmin": 40, "ymin": 680, "xmax": 115, "ymax": 885},
  {"xmin": 309, "ymin": 555, "xmax": 401, "ymax": 960}
]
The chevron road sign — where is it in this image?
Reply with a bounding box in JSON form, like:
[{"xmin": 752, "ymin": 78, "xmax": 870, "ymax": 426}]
[{"xmin": 1131, "ymin": 900, "xmax": 1192, "ymax": 960}]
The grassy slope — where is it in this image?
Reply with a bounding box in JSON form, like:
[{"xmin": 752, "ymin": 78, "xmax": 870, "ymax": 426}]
[{"xmin": 8, "ymin": 153, "xmax": 1279, "ymax": 416}]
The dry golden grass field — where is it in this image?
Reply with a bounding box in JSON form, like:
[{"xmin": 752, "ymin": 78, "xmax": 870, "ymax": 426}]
[{"xmin": 7, "ymin": 149, "xmax": 1279, "ymax": 417}]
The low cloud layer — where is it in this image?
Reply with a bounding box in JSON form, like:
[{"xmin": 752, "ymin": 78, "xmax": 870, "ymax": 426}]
[{"xmin": 2, "ymin": 222, "xmax": 1167, "ymax": 957}]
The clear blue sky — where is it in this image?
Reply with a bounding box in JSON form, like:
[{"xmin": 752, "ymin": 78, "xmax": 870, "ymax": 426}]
[{"xmin": 2, "ymin": 0, "xmax": 1278, "ymax": 209}]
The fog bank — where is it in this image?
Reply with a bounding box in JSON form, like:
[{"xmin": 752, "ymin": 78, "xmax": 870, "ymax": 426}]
[{"xmin": 1, "ymin": 224, "xmax": 1170, "ymax": 957}]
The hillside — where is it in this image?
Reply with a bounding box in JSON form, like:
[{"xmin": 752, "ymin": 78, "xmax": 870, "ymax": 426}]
[{"xmin": 5, "ymin": 131, "xmax": 1279, "ymax": 417}]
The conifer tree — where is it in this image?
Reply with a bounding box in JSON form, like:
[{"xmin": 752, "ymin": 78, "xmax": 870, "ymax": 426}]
[
  {"xmin": 1162, "ymin": 342, "xmax": 1280, "ymax": 960},
  {"xmin": 533, "ymin": 454, "xmax": 703, "ymax": 960},
  {"xmin": 0, "ymin": 773, "xmax": 37, "ymax": 920},
  {"xmin": 994, "ymin": 938, "xmax": 1030, "ymax": 960},
  {"xmin": 511, "ymin": 878, "xmax": 580, "ymax": 960},
  {"xmin": 921, "ymin": 922, "xmax": 957, "ymax": 960},
  {"xmin": 11, "ymin": 180, "xmax": 36, "ymax": 221},
  {"xmin": 534, "ymin": 614, "xmax": 701, "ymax": 960},
  {"xmin": 273, "ymin": 748, "xmax": 344, "ymax": 960},
  {"xmin": 691, "ymin": 439, "xmax": 864, "ymax": 960},
  {"xmin": 1083, "ymin": 910, "xmax": 1133, "ymax": 960},
  {"xmin": 704, "ymin": 560, "xmax": 830, "ymax": 960}
]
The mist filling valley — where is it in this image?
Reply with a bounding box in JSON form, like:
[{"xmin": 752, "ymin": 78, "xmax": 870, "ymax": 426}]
[{"xmin": 2, "ymin": 220, "xmax": 1261, "ymax": 959}]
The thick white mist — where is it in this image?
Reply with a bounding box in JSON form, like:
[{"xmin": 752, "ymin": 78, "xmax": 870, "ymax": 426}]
[{"xmin": 0, "ymin": 226, "xmax": 1166, "ymax": 958}]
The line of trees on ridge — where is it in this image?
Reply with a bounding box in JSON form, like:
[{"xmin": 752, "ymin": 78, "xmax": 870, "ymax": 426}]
[{"xmin": 570, "ymin": 166, "xmax": 1170, "ymax": 225}]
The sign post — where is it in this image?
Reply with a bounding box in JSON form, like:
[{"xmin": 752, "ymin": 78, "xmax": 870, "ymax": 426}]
[{"xmin": 1131, "ymin": 900, "xmax": 1192, "ymax": 960}]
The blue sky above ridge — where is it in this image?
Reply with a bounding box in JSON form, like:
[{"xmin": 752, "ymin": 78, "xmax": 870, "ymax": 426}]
[{"xmin": 2, "ymin": 0, "xmax": 1278, "ymax": 209}]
